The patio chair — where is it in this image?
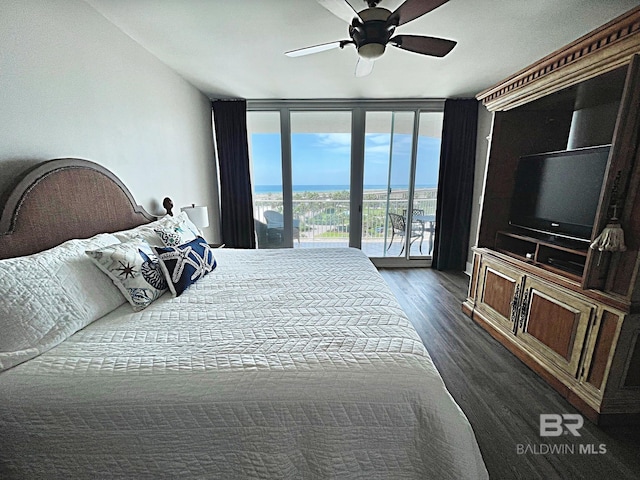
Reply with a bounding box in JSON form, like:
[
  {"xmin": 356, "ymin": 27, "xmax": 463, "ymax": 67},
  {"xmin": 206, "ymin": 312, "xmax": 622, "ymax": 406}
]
[
  {"xmin": 403, "ymin": 208, "xmax": 424, "ymax": 219},
  {"xmin": 264, "ymin": 210, "xmax": 300, "ymax": 244},
  {"xmin": 387, "ymin": 212, "xmax": 424, "ymax": 255}
]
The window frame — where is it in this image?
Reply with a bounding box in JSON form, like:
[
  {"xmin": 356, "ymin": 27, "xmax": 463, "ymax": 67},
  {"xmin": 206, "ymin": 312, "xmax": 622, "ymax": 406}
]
[{"xmin": 247, "ymin": 99, "xmax": 444, "ymax": 266}]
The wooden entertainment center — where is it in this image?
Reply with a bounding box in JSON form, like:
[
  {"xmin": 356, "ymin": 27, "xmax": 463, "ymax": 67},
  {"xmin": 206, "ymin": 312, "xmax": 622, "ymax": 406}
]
[{"xmin": 463, "ymin": 7, "xmax": 640, "ymax": 424}]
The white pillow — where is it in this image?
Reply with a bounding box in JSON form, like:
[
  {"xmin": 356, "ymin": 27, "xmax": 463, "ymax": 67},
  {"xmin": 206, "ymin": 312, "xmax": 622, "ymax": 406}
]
[
  {"xmin": 167, "ymin": 211, "xmax": 200, "ymax": 234},
  {"xmin": 112, "ymin": 212, "xmax": 197, "ymax": 247},
  {"xmin": 0, "ymin": 233, "xmax": 125, "ymax": 372},
  {"xmin": 113, "ymin": 219, "xmax": 166, "ymax": 246}
]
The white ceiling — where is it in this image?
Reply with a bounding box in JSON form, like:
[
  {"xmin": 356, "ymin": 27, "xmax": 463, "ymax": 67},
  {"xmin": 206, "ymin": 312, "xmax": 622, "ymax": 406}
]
[{"xmin": 85, "ymin": 0, "xmax": 640, "ymax": 100}]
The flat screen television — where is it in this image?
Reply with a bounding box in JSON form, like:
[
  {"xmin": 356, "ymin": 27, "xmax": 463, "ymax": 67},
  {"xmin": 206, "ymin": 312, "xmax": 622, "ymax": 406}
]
[{"xmin": 509, "ymin": 145, "xmax": 610, "ymax": 242}]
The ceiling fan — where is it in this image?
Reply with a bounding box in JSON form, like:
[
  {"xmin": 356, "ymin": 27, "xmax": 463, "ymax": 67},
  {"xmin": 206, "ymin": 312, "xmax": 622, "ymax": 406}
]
[{"xmin": 285, "ymin": 0, "xmax": 457, "ymax": 77}]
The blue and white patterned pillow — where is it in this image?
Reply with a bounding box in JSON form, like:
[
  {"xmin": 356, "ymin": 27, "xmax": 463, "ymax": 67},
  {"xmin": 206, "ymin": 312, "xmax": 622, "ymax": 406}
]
[
  {"xmin": 154, "ymin": 221, "xmax": 199, "ymax": 247},
  {"xmin": 154, "ymin": 236, "xmax": 216, "ymax": 296},
  {"xmin": 86, "ymin": 240, "xmax": 168, "ymax": 310}
]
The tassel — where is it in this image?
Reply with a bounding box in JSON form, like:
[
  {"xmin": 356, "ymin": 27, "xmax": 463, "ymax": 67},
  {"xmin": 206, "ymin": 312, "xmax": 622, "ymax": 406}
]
[
  {"xmin": 590, "ymin": 221, "xmax": 627, "ymax": 252},
  {"xmin": 590, "ymin": 219, "xmax": 626, "ymax": 266}
]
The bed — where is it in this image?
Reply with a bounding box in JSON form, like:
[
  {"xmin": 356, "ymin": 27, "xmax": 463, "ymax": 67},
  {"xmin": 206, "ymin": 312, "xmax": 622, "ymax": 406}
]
[{"xmin": 0, "ymin": 158, "xmax": 487, "ymax": 479}]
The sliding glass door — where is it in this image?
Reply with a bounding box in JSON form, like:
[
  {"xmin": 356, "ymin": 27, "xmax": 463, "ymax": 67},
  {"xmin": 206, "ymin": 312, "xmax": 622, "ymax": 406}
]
[
  {"xmin": 360, "ymin": 111, "xmax": 442, "ymax": 260},
  {"xmin": 247, "ymin": 101, "xmax": 443, "ymax": 264},
  {"xmin": 412, "ymin": 111, "xmax": 444, "ymax": 257},
  {"xmin": 361, "ymin": 111, "xmax": 418, "ymax": 257},
  {"xmin": 290, "ymin": 111, "xmax": 352, "ymax": 248},
  {"xmin": 247, "ymin": 111, "xmax": 284, "ymax": 248}
]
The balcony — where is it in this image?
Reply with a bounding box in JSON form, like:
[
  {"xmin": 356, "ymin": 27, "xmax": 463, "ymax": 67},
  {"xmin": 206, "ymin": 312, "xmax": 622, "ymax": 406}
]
[{"xmin": 254, "ymin": 188, "xmax": 437, "ymax": 257}]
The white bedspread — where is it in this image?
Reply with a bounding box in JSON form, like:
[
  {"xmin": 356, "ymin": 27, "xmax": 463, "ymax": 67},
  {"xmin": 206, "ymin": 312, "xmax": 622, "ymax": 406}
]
[{"xmin": 0, "ymin": 247, "xmax": 487, "ymax": 479}]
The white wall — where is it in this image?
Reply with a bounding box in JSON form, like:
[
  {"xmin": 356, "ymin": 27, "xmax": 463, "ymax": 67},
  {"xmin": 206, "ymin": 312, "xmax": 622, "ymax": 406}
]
[
  {"xmin": 0, "ymin": 0, "xmax": 220, "ymax": 242},
  {"xmin": 466, "ymin": 104, "xmax": 493, "ymax": 275}
]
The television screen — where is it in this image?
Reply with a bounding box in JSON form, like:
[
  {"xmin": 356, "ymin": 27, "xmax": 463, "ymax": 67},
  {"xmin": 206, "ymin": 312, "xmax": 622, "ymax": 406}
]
[{"xmin": 509, "ymin": 145, "xmax": 610, "ymax": 242}]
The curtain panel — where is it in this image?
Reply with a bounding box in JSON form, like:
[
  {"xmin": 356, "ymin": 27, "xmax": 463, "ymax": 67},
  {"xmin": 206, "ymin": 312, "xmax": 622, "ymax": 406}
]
[
  {"xmin": 433, "ymin": 98, "xmax": 479, "ymax": 270},
  {"xmin": 212, "ymin": 99, "xmax": 256, "ymax": 249}
]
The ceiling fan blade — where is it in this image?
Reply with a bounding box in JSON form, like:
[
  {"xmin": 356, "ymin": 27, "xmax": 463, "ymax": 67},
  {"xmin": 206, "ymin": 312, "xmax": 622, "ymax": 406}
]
[
  {"xmin": 388, "ymin": 0, "xmax": 449, "ymax": 26},
  {"xmin": 317, "ymin": 0, "xmax": 361, "ymax": 24},
  {"xmin": 285, "ymin": 41, "xmax": 344, "ymax": 57},
  {"xmin": 355, "ymin": 57, "xmax": 375, "ymax": 77},
  {"xmin": 390, "ymin": 35, "xmax": 456, "ymax": 57}
]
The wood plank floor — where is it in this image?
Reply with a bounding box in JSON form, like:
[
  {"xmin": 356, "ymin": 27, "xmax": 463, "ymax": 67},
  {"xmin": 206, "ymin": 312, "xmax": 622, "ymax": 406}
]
[{"xmin": 379, "ymin": 267, "xmax": 640, "ymax": 480}]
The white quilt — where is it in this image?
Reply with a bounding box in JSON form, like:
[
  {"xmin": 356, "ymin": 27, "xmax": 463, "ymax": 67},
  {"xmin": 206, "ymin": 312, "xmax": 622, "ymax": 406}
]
[{"xmin": 0, "ymin": 247, "xmax": 487, "ymax": 479}]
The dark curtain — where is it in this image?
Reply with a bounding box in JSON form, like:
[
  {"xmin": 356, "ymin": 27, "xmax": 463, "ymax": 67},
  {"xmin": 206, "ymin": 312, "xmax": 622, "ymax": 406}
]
[
  {"xmin": 212, "ymin": 99, "xmax": 256, "ymax": 249},
  {"xmin": 432, "ymin": 98, "xmax": 479, "ymax": 270}
]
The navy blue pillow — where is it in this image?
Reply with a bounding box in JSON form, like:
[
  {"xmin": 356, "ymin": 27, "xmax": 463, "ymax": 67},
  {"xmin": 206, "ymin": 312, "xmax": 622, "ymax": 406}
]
[{"xmin": 154, "ymin": 236, "xmax": 216, "ymax": 296}]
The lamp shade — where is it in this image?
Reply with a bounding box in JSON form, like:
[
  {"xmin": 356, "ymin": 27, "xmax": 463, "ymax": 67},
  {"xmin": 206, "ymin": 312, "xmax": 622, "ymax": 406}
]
[{"xmin": 181, "ymin": 205, "xmax": 209, "ymax": 229}]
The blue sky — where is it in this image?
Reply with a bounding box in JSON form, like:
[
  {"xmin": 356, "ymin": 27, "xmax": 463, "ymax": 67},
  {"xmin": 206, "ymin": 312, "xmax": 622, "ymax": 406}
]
[{"xmin": 250, "ymin": 133, "xmax": 441, "ymax": 187}]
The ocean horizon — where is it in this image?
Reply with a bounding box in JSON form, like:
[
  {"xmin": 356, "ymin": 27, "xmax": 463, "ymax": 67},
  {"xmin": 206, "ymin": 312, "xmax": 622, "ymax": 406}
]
[{"xmin": 254, "ymin": 184, "xmax": 436, "ymax": 194}]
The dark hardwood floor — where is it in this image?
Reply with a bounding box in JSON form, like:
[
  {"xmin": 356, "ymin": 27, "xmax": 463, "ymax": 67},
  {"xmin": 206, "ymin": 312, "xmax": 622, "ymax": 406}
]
[{"xmin": 379, "ymin": 267, "xmax": 640, "ymax": 480}]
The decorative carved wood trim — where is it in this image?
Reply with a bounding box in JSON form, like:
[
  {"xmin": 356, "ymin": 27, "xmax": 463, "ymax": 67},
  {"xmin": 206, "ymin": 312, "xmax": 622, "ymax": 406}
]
[
  {"xmin": 518, "ymin": 289, "xmax": 530, "ymax": 330},
  {"xmin": 477, "ymin": 6, "xmax": 640, "ymax": 111},
  {"xmin": 510, "ymin": 282, "xmax": 521, "ymax": 324}
]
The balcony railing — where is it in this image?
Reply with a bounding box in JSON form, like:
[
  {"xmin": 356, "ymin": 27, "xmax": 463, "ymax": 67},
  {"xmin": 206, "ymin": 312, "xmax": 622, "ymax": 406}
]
[{"xmin": 254, "ymin": 188, "xmax": 437, "ymax": 255}]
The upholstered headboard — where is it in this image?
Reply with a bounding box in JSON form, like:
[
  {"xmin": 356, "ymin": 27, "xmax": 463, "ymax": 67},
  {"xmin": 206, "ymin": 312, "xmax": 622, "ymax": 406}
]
[{"xmin": 0, "ymin": 158, "xmax": 155, "ymax": 259}]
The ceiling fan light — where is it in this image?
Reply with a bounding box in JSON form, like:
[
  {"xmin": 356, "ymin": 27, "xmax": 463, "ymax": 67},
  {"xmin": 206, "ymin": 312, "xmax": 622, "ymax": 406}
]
[{"xmin": 358, "ymin": 43, "xmax": 385, "ymax": 59}]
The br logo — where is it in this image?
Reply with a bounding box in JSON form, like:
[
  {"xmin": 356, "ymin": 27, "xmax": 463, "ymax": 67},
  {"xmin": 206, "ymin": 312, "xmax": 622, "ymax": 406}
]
[{"xmin": 540, "ymin": 414, "xmax": 584, "ymax": 437}]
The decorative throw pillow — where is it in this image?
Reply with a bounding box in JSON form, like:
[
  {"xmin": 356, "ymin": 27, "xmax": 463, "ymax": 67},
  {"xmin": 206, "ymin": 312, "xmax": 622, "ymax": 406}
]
[
  {"xmin": 154, "ymin": 214, "xmax": 200, "ymax": 247},
  {"xmin": 113, "ymin": 219, "xmax": 169, "ymax": 247},
  {"xmin": 154, "ymin": 225, "xmax": 192, "ymax": 247},
  {"xmin": 154, "ymin": 236, "xmax": 216, "ymax": 296},
  {"xmin": 173, "ymin": 211, "xmax": 201, "ymax": 237},
  {"xmin": 86, "ymin": 240, "xmax": 168, "ymax": 310},
  {"xmin": 112, "ymin": 213, "xmax": 194, "ymax": 247}
]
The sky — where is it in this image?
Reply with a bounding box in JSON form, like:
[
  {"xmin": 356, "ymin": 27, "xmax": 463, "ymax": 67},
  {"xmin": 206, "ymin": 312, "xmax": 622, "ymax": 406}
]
[{"xmin": 250, "ymin": 132, "xmax": 441, "ymax": 188}]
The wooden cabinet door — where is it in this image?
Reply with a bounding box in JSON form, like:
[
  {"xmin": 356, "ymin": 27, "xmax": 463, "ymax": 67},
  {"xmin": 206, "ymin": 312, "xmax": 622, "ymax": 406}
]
[
  {"xmin": 517, "ymin": 276, "xmax": 595, "ymax": 376},
  {"xmin": 581, "ymin": 309, "xmax": 624, "ymax": 392},
  {"xmin": 476, "ymin": 258, "xmax": 524, "ymax": 333}
]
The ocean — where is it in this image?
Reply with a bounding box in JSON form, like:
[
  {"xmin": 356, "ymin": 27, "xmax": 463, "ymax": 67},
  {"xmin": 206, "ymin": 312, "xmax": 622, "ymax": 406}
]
[{"xmin": 254, "ymin": 184, "xmax": 435, "ymax": 194}]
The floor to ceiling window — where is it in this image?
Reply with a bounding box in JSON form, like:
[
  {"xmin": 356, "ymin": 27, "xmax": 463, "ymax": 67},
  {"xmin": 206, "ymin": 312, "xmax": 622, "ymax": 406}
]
[
  {"xmin": 246, "ymin": 111, "xmax": 283, "ymax": 248},
  {"xmin": 291, "ymin": 111, "xmax": 352, "ymax": 249},
  {"xmin": 246, "ymin": 101, "xmax": 443, "ymax": 266},
  {"xmin": 413, "ymin": 111, "xmax": 444, "ymax": 257}
]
